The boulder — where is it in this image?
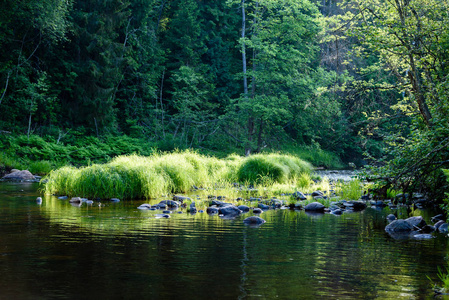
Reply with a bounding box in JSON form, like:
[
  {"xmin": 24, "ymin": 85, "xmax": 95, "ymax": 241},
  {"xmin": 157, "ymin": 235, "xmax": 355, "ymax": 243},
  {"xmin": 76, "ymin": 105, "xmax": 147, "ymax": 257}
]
[
  {"xmin": 405, "ymin": 216, "xmax": 426, "ymax": 229},
  {"xmin": 292, "ymin": 191, "xmax": 307, "ymax": 200},
  {"xmin": 349, "ymin": 201, "xmax": 367, "ymax": 211},
  {"xmin": 311, "ymin": 191, "xmax": 324, "ymax": 197},
  {"xmin": 2, "ymin": 170, "xmax": 36, "ymax": 181},
  {"xmin": 238, "ymin": 205, "xmax": 250, "ymax": 212},
  {"xmin": 210, "ymin": 200, "xmax": 224, "ymax": 206},
  {"xmin": 252, "ymin": 208, "xmax": 263, "ymax": 214},
  {"xmin": 420, "ymin": 225, "xmax": 435, "ymax": 233},
  {"xmin": 243, "ymin": 216, "xmax": 266, "ymax": 225},
  {"xmin": 331, "ymin": 209, "xmax": 343, "ymax": 215},
  {"xmin": 434, "ymin": 220, "xmax": 445, "ymax": 230},
  {"xmin": 218, "ymin": 205, "xmax": 242, "ymax": 217},
  {"xmin": 385, "ymin": 219, "xmax": 414, "ymax": 233},
  {"xmin": 206, "ymin": 207, "xmax": 219, "ymax": 214},
  {"xmin": 173, "ymin": 195, "xmax": 190, "ymax": 203},
  {"xmin": 386, "ymin": 214, "xmax": 397, "ymax": 223},
  {"xmin": 370, "ymin": 200, "xmax": 387, "ymax": 207},
  {"xmin": 431, "ymin": 214, "xmax": 445, "ymax": 223},
  {"xmin": 69, "ymin": 197, "xmax": 82, "ymax": 203},
  {"xmin": 304, "ymin": 202, "xmax": 325, "ymax": 212},
  {"xmin": 438, "ymin": 223, "xmax": 449, "ymax": 233},
  {"xmin": 258, "ymin": 203, "xmax": 270, "ymax": 210},
  {"xmin": 159, "ymin": 200, "xmax": 180, "ymax": 208},
  {"xmin": 138, "ymin": 203, "xmax": 152, "ymax": 210},
  {"xmin": 218, "ymin": 202, "xmax": 233, "ymax": 207},
  {"xmin": 189, "ymin": 202, "xmax": 197, "ymax": 213}
]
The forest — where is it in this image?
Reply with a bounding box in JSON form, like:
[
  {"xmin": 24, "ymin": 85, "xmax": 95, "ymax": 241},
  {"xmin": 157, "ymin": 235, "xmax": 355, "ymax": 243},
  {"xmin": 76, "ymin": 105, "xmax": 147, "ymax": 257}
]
[{"xmin": 0, "ymin": 0, "xmax": 448, "ymax": 201}]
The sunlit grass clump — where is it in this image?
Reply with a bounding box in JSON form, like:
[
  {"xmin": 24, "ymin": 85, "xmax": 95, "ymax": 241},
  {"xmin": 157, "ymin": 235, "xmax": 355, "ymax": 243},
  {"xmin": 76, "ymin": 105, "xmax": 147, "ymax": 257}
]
[
  {"xmin": 43, "ymin": 151, "xmax": 311, "ymax": 200},
  {"xmin": 237, "ymin": 153, "xmax": 312, "ymax": 184}
]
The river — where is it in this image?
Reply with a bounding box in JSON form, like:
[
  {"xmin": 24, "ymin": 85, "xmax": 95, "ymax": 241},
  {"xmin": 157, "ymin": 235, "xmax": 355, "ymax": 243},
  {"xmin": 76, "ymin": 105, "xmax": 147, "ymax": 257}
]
[{"xmin": 0, "ymin": 181, "xmax": 448, "ymax": 299}]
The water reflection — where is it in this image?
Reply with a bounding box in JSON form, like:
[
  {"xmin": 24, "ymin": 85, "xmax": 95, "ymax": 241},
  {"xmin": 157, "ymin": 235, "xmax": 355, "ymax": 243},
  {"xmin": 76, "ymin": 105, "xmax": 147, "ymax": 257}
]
[{"xmin": 0, "ymin": 182, "xmax": 447, "ymax": 299}]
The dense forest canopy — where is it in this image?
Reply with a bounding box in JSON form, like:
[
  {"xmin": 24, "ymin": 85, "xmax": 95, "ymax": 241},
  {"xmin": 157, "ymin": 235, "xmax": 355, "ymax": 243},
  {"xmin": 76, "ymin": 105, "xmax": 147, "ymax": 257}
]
[{"xmin": 0, "ymin": 0, "xmax": 448, "ymax": 198}]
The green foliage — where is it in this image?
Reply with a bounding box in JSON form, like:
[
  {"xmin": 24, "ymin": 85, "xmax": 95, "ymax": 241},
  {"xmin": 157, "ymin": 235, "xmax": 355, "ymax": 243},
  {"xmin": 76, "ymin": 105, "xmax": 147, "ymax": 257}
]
[
  {"xmin": 337, "ymin": 179, "xmax": 363, "ymax": 200},
  {"xmin": 237, "ymin": 154, "xmax": 312, "ymax": 184},
  {"xmin": 43, "ymin": 151, "xmax": 312, "ymax": 199}
]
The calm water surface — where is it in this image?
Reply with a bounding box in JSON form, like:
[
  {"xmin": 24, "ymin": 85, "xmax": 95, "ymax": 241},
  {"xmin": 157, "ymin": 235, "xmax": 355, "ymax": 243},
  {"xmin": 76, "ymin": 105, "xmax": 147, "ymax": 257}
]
[{"xmin": 1, "ymin": 182, "xmax": 448, "ymax": 299}]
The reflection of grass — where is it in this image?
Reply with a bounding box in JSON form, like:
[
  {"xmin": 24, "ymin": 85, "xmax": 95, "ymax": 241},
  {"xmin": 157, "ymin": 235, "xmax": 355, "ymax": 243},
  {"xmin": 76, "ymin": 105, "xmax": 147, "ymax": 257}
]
[{"xmin": 43, "ymin": 151, "xmax": 312, "ymax": 200}]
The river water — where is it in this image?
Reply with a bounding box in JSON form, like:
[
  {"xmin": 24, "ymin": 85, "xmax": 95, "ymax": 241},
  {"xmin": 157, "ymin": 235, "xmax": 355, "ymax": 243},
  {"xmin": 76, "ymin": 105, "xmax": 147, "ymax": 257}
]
[{"xmin": 1, "ymin": 181, "xmax": 448, "ymax": 299}]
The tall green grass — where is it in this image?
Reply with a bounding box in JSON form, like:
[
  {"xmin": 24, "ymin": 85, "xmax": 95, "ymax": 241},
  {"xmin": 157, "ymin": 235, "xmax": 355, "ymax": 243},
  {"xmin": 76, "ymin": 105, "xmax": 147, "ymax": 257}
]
[{"xmin": 43, "ymin": 151, "xmax": 312, "ymax": 200}]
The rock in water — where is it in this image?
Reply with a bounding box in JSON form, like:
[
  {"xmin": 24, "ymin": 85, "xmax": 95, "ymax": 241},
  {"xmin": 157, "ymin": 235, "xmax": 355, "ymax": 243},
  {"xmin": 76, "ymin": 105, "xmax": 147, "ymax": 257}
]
[
  {"xmin": 385, "ymin": 220, "xmax": 414, "ymax": 233},
  {"xmin": 292, "ymin": 191, "xmax": 307, "ymax": 200},
  {"xmin": 252, "ymin": 208, "xmax": 263, "ymax": 214},
  {"xmin": 243, "ymin": 216, "xmax": 266, "ymax": 225},
  {"xmin": 434, "ymin": 220, "xmax": 445, "ymax": 230},
  {"xmin": 218, "ymin": 205, "xmax": 242, "ymax": 217},
  {"xmin": 190, "ymin": 202, "xmax": 197, "ymax": 213},
  {"xmin": 258, "ymin": 203, "xmax": 270, "ymax": 210},
  {"xmin": 405, "ymin": 216, "xmax": 426, "ymax": 229},
  {"xmin": 69, "ymin": 197, "xmax": 82, "ymax": 203},
  {"xmin": 2, "ymin": 170, "xmax": 36, "ymax": 181},
  {"xmin": 304, "ymin": 202, "xmax": 325, "ymax": 212},
  {"xmin": 237, "ymin": 205, "xmax": 250, "ymax": 212},
  {"xmin": 386, "ymin": 214, "xmax": 397, "ymax": 223},
  {"xmin": 206, "ymin": 207, "xmax": 219, "ymax": 214},
  {"xmin": 438, "ymin": 223, "xmax": 449, "ymax": 233},
  {"xmin": 138, "ymin": 203, "xmax": 152, "ymax": 210}
]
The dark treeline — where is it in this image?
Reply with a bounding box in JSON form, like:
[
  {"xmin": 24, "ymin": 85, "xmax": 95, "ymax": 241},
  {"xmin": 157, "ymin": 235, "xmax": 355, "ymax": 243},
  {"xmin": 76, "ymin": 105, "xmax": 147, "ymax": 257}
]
[
  {"xmin": 0, "ymin": 0, "xmax": 371, "ymax": 159},
  {"xmin": 0, "ymin": 0, "xmax": 448, "ymax": 198}
]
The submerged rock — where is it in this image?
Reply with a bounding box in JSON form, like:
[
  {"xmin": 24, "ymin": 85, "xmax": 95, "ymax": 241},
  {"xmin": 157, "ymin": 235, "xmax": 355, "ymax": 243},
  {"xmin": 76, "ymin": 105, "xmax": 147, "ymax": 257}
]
[
  {"xmin": 110, "ymin": 198, "xmax": 120, "ymax": 202},
  {"xmin": 243, "ymin": 216, "xmax": 266, "ymax": 225},
  {"xmin": 155, "ymin": 214, "xmax": 170, "ymax": 218},
  {"xmin": 304, "ymin": 202, "xmax": 325, "ymax": 212},
  {"xmin": 413, "ymin": 234, "xmax": 434, "ymax": 240},
  {"xmin": 58, "ymin": 196, "xmax": 68, "ymax": 200}
]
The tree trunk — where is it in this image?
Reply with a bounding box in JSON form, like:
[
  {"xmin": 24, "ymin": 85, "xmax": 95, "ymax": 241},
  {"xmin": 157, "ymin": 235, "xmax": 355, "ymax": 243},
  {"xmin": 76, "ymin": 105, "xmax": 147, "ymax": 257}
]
[{"xmin": 241, "ymin": 0, "xmax": 248, "ymax": 97}]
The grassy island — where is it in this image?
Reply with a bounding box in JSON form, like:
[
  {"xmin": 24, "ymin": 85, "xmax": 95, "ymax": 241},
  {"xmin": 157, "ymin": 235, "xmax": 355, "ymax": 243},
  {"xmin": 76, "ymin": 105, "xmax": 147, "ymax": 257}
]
[{"xmin": 43, "ymin": 151, "xmax": 313, "ymax": 200}]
